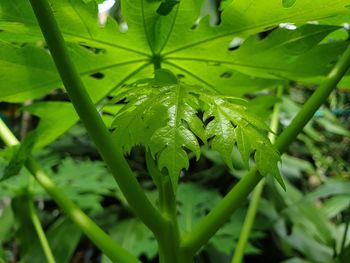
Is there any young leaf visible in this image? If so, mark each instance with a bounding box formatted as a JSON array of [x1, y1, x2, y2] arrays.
[[112, 70, 285, 190], [111, 70, 205, 190], [200, 94, 285, 189], [107, 218, 158, 260]]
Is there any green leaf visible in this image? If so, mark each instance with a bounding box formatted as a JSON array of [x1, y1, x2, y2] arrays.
[[200, 94, 285, 189], [22, 217, 82, 263], [23, 102, 78, 150], [265, 179, 339, 262], [1, 131, 36, 182], [1, 0, 348, 151], [111, 74, 204, 190], [1, 0, 349, 103], [11, 192, 41, 263], [224, 25, 342, 79], [0, 43, 59, 102], [45, 218, 82, 263], [107, 218, 157, 260], [0, 204, 14, 243], [49, 158, 120, 212], [177, 183, 221, 233]]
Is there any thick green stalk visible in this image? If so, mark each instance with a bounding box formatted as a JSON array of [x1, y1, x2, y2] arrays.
[[28, 0, 165, 235], [146, 152, 186, 263], [0, 118, 140, 263], [274, 45, 350, 153], [231, 86, 283, 263], [28, 199, 56, 263], [157, 177, 182, 263], [231, 179, 265, 263], [181, 43, 350, 256]]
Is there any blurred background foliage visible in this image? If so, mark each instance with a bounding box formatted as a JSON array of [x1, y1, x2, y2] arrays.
[[1, 0, 350, 262]]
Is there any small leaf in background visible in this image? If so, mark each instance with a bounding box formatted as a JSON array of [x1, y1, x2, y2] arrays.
[[21, 217, 82, 263], [209, 209, 264, 256], [49, 158, 120, 212], [107, 218, 157, 260], [1, 131, 36, 182], [12, 194, 82, 263], [0, 204, 14, 245], [177, 183, 221, 233]]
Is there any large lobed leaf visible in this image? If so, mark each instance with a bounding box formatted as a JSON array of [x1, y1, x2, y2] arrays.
[[1, 0, 349, 102]]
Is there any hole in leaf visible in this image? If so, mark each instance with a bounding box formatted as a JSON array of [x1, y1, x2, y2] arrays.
[[228, 37, 244, 51], [204, 116, 214, 126], [177, 74, 185, 79], [156, 0, 179, 16], [220, 72, 233, 79], [81, 45, 106, 54], [114, 97, 127, 105], [259, 27, 277, 39], [90, 72, 105, 79]]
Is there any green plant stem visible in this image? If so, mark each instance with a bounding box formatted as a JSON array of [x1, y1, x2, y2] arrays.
[[181, 43, 350, 256], [157, 177, 181, 263], [28, 0, 165, 235], [231, 86, 283, 263], [28, 200, 56, 263], [0, 120, 18, 146], [146, 151, 189, 263], [0, 118, 140, 263], [274, 45, 350, 153], [25, 158, 140, 263], [231, 179, 264, 263]]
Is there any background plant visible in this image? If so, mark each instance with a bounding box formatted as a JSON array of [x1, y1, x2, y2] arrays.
[[0, 0, 350, 262]]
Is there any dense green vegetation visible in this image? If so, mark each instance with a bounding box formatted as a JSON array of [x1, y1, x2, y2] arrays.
[[0, 0, 350, 262]]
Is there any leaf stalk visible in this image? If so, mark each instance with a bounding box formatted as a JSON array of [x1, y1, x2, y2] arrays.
[[0, 118, 140, 263], [28, 197, 56, 263], [28, 0, 166, 236], [181, 43, 350, 255], [231, 85, 283, 263]]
